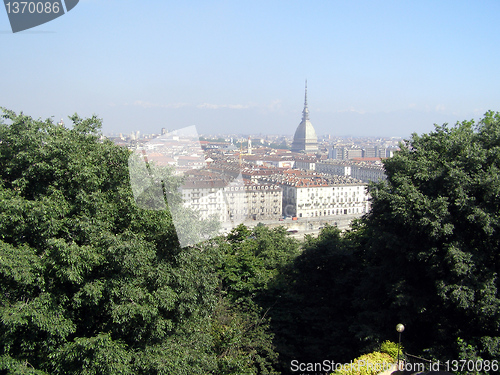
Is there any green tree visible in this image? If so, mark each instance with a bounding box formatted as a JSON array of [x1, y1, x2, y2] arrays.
[[0, 109, 220, 374], [355, 111, 500, 363], [211, 224, 301, 374], [220, 224, 300, 303], [263, 225, 364, 373]]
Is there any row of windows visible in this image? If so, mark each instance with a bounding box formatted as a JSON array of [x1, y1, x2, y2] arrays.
[[224, 185, 279, 191], [297, 197, 365, 203], [296, 204, 364, 210], [186, 192, 280, 198], [297, 207, 363, 217], [229, 208, 281, 215]]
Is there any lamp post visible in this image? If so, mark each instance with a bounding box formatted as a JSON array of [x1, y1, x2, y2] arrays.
[[396, 323, 405, 370]]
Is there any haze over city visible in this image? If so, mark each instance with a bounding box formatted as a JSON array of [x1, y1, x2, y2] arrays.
[[1, 0, 500, 137]]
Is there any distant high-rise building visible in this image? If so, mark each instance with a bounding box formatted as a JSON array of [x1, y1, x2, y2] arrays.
[[363, 147, 377, 158], [161, 127, 166, 135], [330, 147, 363, 160], [291, 81, 318, 153], [328, 146, 339, 159], [345, 148, 362, 159]]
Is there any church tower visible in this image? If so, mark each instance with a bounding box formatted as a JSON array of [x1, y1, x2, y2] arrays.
[[291, 81, 318, 153]]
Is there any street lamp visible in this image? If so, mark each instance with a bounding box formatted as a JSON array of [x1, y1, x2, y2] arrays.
[[396, 323, 405, 370]]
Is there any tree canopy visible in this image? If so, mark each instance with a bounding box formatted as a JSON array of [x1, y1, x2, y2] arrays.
[[353, 111, 500, 362]]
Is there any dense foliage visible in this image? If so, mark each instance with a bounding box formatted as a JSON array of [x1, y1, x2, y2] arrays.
[[357, 111, 500, 362], [0, 109, 221, 374], [260, 225, 363, 372], [213, 224, 300, 374], [331, 351, 393, 375]]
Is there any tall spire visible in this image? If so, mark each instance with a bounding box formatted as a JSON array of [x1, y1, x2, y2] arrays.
[[302, 80, 310, 121], [291, 80, 318, 153]]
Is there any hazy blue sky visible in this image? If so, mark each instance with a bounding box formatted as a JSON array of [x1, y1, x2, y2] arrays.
[[1, 0, 499, 137]]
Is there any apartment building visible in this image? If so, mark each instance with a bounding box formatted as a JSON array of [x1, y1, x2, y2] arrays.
[[261, 170, 369, 218]]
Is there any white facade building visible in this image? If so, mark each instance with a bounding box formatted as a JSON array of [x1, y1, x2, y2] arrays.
[[317, 160, 386, 183], [350, 164, 386, 182], [261, 171, 370, 218], [282, 183, 369, 218], [180, 178, 282, 223], [180, 180, 230, 222], [316, 160, 352, 176]]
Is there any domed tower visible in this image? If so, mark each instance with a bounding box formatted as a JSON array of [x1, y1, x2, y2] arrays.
[[291, 81, 318, 153]]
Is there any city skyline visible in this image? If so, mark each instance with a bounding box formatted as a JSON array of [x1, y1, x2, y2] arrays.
[[2, 1, 500, 137]]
